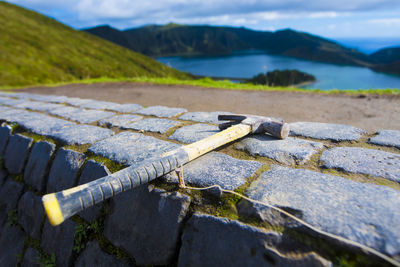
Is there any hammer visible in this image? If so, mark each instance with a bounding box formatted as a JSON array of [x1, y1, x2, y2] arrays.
[[42, 114, 289, 226]]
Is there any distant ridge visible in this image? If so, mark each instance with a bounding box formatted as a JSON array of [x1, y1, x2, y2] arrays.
[[0, 3, 188, 87], [85, 24, 400, 75]]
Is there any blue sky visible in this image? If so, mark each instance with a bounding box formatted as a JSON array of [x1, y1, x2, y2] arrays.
[[6, 0, 400, 39]]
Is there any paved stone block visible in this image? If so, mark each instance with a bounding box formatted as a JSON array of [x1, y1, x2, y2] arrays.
[[25, 94, 68, 103], [164, 152, 261, 190], [98, 114, 143, 128], [28, 103, 66, 112], [169, 123, 219, 143], [79, 100, 121, 110], [24, 141, 56, 192], [289, 122, 365, 141], [0, 124, 11, 156], [14, 100, 47, 110], [104, 185, 191, 265], [48, 106, 115, 123], [75, 241, 129, 267], [107, 103, 142, 113], [0, 169, 6, 188], [0, 96, 27, 107], [21, 247, 40, 267], [41, 219, 76, 267], [136, 105, 187, 118], [321, 147, 400, 182], [0, 108, 29, 122], [4, 134, 33, 174], [61, 97, 92, 106], [179, 111, 232, 124], [0, 178, 24, 228], [236, 135, 324, 165], [89, 132, 180, 166], [49, 124, 114, 145], [17, 191, 44, 239], [123, 118, 182, 133], [369, 130, 400, 149], [78, 160, 111, 222], [0, 225, 26, 267], [242, 165, 400, 256], [178, 213, 331, 267], [47, 148, 86, 193]]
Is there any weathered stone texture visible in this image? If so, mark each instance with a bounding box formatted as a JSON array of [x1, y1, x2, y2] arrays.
[[290, 122, 365, 141], [49, 124, 114, 145], [164, 152, 261, 190], [236, 135, 324, 165], [49, 106, 114, 123], [47, 148, 86, 193], [369, 130, 400, 149], [89, 132, 180, 166], [24, 141, 56, 192], [75, 241, 129, 267], [136, 105, 187, 118], [321, 147, 400, 182], [169, 123, 219, 143], [28, 102, 66, 112], [21, 247, 40, 267], [242, 165, 400, 256], [123, 118, 182, 133], [4, 134, 33, 174], [0, 124, 11, 156], [78, 160, 111, 222], [79, 100, 121, 110], [41, 219, 76, 267], [98, 114, 142, 128], [16, 113, 76, 136], [179, 111, 232, 124], [17, 191, 44, 239], [104, 185, 191, 265], [0, 179, 24, 228], [0, 226, 26, 267], [108, 103, 142, 113], [178, 213, 331, 267]]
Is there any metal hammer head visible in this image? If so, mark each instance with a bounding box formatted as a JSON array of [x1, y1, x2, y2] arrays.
[[218, 114, 290, 139]]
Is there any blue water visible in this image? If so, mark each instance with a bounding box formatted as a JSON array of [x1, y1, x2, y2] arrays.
[[336, 37, 400, 54], [157, 53, 400, 90]]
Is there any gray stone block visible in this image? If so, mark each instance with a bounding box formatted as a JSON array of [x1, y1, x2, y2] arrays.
[[0, 178, 24, 228], [41, 219, 76, 267], [75, 241, 129, 267], [25, 94, 68, 103], [4, 134, 33, 174], [49, 124, 114, 145], [104, 185, 191, 265], [236, 135, 324, 165], [123, 118, 182, 134], [169, 123, 220, 143], [28, 103, 66, 112], [79, 100, 121, 110], [89, 132, 180, 166], [0, 96, 27, 106], [321, 147, 400, 182], [179, 111, 233, 124], [77, 160, 111, 222], [289, 122, 365, 141], [107, 103, 142, 113], [164, 152, 261, 190], [47, 148, 86, 193], [178, 213, 331, 267], [48, 106, 115, 123], [242, 165, 400, 256], [0, 225, 26, 267], [369, 130, 400, 149], [61, 97, 92, 106], [136, 105, 187, 118], [0, 108, 31, 122], [0, 124, 11, 156], [98, 114, 143, 128], [0, 169, 6, 188], [17, 191, 44, 239], [14, 100, 47, 110], [24, 141, 56, 192], [21, 247, 40, 267]]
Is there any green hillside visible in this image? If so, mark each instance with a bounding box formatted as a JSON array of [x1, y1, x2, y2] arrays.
[[0, 2, 189, 87]]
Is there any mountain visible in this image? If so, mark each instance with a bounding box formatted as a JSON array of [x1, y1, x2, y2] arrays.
[[0, 3, 188, 87], [84, 24, 371, 67], [369, 47, 400, 75]]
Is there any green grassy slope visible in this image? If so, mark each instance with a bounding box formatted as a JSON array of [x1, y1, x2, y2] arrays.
[[0, 2, 189, 87]]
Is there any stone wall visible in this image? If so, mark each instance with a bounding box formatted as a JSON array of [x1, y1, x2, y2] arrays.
[[0, 92, 399, 266]]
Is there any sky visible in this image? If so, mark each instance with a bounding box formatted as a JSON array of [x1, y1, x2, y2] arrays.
[[6, 0, 400, 40]]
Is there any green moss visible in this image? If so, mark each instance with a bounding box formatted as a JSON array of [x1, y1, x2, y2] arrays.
[[64, 144, 91, 154], [7, 209, 18, 227], [13, 173, 24, 183], [86, 154, 125, 173], [24, 236, 57, 267], [18, 132, 55, 144]]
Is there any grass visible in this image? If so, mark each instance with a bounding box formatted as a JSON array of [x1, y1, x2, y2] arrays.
[[0, 2, 190, 88], [2, 76, 400, 95]]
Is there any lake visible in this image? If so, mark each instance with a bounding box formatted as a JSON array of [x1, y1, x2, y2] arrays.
[[157, 52, 400, 90]]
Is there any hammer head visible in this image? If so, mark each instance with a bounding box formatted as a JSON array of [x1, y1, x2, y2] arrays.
[[218, 114, 290, 139]]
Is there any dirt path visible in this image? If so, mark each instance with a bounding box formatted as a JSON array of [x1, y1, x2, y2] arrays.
[[16, 82, 400, 132]]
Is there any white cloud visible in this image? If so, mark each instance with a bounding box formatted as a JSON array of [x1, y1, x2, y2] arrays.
[[368, 18, 400, 26]]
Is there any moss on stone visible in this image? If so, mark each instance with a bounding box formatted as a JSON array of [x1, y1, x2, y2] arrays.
[[64, 144, 91, 154], [85, 154, 125, 173]]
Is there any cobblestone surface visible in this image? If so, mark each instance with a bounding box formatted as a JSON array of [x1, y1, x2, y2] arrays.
[[369, 130, 400, 149], [179, 111, 232, 124], [17, 191, 44, 239], [123, 118, 182, 133], [136, 105, 187, 118], [169, 123, 220, 143], [4, 134, 33, 174], [48, 106, 115, 123], [290, 122, 365, 141], [98, 114, 143, 128], [49, 124, 114, 145]]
